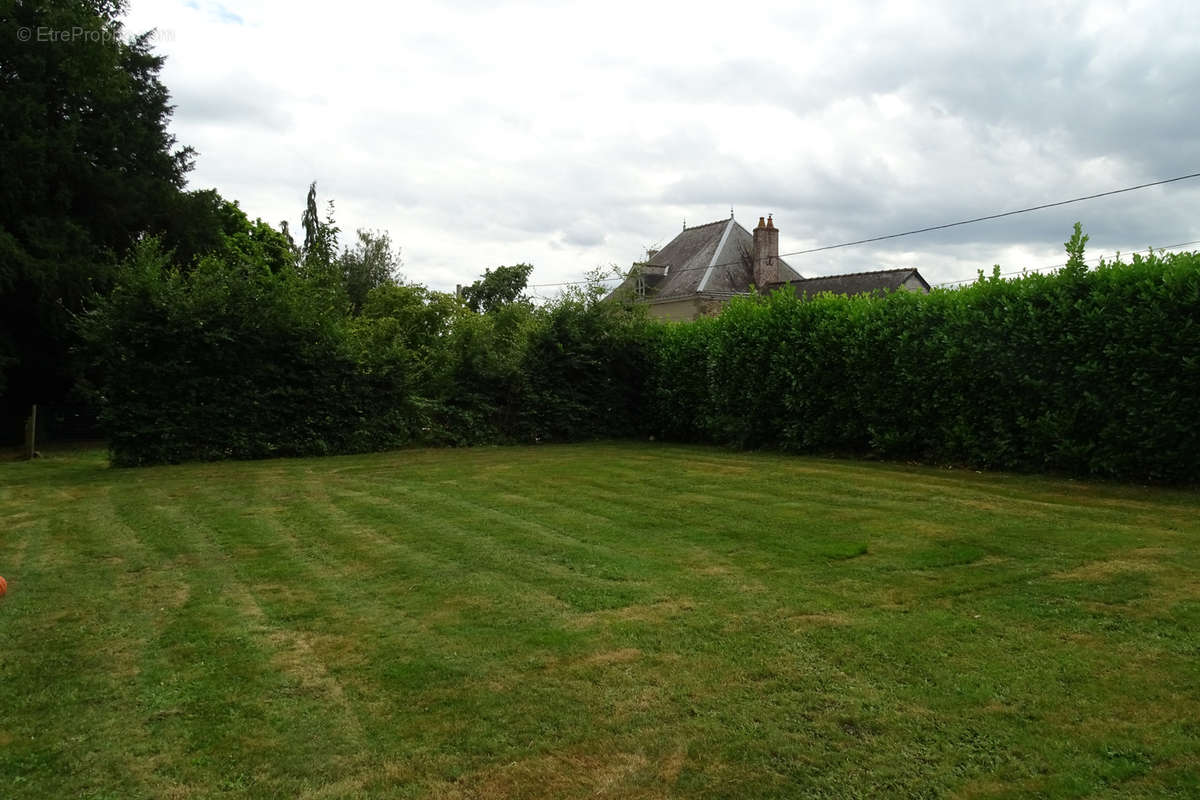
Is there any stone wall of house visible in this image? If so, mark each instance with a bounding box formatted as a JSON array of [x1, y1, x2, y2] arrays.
[[647, 298, 704, 321], [648, 297, 731, 321]]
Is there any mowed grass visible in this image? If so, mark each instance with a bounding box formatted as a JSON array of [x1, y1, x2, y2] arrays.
[[1, 443, 1199, 799]]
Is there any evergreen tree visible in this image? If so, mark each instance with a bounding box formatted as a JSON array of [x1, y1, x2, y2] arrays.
[[0, 0, 193, 428]]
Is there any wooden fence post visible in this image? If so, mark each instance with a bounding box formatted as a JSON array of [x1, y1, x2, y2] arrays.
[[24, 404, 37, 460]]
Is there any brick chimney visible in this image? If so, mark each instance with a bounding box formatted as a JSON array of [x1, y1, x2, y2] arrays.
[[753, 214, 779, 287]]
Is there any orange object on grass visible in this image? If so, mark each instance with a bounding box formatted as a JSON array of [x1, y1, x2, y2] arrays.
[[0, 575, 7, 597]]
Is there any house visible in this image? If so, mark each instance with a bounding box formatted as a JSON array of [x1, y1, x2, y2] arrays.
[[768, 267, 931, 299], [611, 214, 930, 320]]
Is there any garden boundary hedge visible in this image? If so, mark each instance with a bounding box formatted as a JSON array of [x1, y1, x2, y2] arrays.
[[84, 241, 1200, 482]]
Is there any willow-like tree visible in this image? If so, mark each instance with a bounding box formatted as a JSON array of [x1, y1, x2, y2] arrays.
[[299, 181, 340, 281]]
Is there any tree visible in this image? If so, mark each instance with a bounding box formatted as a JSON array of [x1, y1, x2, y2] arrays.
[[338, 229, 402, 315], [293, 184, 404, 316], [157, 189, 295, 273], [1063, 221, 1090, 274], [0, 0, 193, 430], [299, 181, 340, 279], [237, 218, 300, 275], [461, 263, 534, 314]]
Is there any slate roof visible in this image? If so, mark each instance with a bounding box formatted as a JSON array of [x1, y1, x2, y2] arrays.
[[611, 217, 801, 302], [767, 268, 930, 298], [611, 219, 930, 306]]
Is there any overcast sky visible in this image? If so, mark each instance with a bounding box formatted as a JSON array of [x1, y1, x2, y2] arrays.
[[126, 0, 1200, 294]]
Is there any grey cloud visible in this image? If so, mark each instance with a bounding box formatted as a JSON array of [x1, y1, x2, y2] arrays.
[[561, 220, 607, 247], [163, 0, 1200, 292], [633, 59, 826, 110], [171, 72, 294, 130]]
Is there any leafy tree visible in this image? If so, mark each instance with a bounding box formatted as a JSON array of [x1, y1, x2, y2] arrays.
[[293, 184, 406, 316], [358, 283, 460, 350], [279, 219, 300, 259], [0, 0, 192, 428], [564, 264, 627, 306], [158, 188, 295, 273], [156, 188, 247, 269], [461, 263, 534, 313], [1063, 221, 1090, 274], [338, 229, 402, 314], [237, 218, 300, 275]]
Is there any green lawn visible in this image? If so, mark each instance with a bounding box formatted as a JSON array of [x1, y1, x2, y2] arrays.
[[1, 443, 1198, 799]]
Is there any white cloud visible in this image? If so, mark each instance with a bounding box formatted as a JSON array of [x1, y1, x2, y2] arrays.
[[127, 0, 1200, 290]]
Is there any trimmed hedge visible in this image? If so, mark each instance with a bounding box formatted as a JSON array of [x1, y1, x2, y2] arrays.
[[84, 239, 1200, 482], [79, 246, 413, 465], [80, 244, 656, 465], [648, 249, 1200, 482]]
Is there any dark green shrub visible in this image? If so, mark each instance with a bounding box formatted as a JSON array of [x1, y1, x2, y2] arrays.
[[518, 295, 654, 442], [80, 241, 411, 465]]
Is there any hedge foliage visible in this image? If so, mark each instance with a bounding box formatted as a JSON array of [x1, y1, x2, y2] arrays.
[[83, 234, 1200, 482], [648, 244, 1200, 482], [80, 241, 654, 466]]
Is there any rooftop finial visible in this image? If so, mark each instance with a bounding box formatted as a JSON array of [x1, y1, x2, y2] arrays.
[[730, 206, 734, 219], [682, 219, 686, 231], [767, 214, 774, 229]]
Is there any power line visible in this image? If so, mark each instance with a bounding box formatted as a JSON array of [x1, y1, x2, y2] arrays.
[[780, 172, 1200, 259], [526, 170, 1200, 289]]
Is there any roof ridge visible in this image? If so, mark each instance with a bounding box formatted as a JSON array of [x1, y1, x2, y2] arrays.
[[788, 267, 914, 282], [697, 217, 736, 292], [684, 218, 733, 232]]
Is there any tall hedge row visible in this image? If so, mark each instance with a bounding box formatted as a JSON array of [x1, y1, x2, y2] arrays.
[[80, 243, 655, 466], [647, 249, 1200, 482], [84, 240, 1200, 482], [81, 246, 407, 465]]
